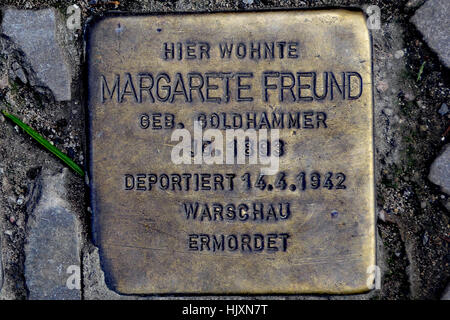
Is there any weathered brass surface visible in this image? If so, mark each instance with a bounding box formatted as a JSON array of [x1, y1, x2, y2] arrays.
[[87, 10, 375, 294]]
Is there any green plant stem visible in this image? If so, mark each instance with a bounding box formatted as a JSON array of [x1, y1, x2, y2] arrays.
[[1, 109, 84, 177]]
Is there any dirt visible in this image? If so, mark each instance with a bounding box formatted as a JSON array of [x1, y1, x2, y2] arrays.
[[0, 0, 448, 300]]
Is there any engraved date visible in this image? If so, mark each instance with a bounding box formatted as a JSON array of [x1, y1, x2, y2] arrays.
[[240, 171, 347, 191]]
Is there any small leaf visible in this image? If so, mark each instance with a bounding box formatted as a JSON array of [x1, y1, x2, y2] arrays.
[[417, 62, 426, 82], [1, 109, 84, 177]]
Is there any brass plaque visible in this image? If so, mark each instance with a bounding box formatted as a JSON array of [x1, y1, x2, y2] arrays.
[[87, 10, 375, 294]]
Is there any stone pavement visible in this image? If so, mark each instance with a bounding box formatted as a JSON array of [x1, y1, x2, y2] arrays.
[[24, 169, 80, 300], [2, 9, 72, 101], [429, 144, 450, 195], [0, 1, 448, 300], [411, 0, 450, 68]]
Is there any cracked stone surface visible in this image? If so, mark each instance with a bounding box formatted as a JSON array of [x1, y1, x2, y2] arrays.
[[411, 0, 450, 68], [0, 0, 448, 300], [428, 144, 450, 195], [24, 169, 80, 300], [2, 8, 72, 101], [83, 246, 124, 300]]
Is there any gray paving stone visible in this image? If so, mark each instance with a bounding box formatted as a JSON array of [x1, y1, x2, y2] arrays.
[[428, 144, 450, 195], [0, 235, 3, 294], [411, 0, 450, 68], [25, 170, 80, 300], [438, 103, 448, 116], [442, 283, 450, 300], [2, 8, 72, 101]]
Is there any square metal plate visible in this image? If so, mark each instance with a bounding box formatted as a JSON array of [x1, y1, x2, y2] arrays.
[[87, 10, 375, 294]]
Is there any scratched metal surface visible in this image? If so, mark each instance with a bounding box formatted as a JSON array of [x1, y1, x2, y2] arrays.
[[87, 10, 375, 294]]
